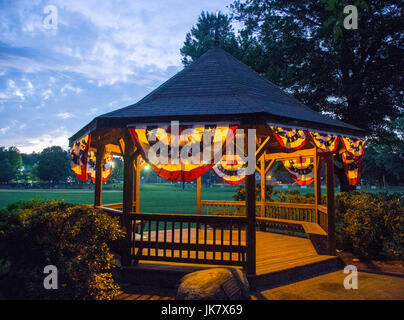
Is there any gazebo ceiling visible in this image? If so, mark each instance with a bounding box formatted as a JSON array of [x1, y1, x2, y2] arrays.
[[70, 47, 365, 144]]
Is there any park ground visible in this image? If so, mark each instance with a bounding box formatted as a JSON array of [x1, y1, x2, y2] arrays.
[[115, 270, 404, 300], [1, 183, 403, 211], [1, 183, 403, 300]]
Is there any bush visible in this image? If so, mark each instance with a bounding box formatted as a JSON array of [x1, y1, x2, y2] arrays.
[[277, 190, 327, 204], [234, 183, 275, 201], [335, 192, 404, 260], [0, 200, 125, 300]]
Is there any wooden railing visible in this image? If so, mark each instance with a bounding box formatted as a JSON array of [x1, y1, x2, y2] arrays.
[[96, 202, 136, 215], [129, 213, 247, 267], [97, 200, 328, 266], [200, 200, 316, 222], [259, 202, 316, 223], [200, 200, 245, 216], [317, 205, 328, 233]]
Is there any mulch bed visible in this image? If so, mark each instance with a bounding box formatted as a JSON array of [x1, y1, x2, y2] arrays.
[[338, 251, 404, 275]]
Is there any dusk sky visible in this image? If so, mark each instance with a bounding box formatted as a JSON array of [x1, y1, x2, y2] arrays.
[[0, 0, 234, 153]]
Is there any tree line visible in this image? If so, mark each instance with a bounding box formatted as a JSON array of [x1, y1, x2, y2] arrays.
[[0, 139, 402, 188]]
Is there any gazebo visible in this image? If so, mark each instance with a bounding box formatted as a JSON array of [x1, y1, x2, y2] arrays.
[[69, 46, 365, 283]]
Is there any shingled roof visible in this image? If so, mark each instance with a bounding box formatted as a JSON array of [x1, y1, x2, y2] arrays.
[[70, 47, 364, 142]]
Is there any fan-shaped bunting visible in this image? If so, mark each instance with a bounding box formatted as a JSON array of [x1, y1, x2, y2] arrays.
[[310, 132, 339, 152], [212, 154, 246, 185], [271, 126, 307, 151], [70, 134, 90, 182], [129, 124, 237, 182], [283, 157, 315, 185]]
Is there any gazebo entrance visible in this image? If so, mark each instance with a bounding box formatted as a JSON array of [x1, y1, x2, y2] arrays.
[[69, 47, 365, 283], [93, 135, 336, 281]]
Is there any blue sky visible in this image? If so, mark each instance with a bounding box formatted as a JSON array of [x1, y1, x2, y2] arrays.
[[0, 0, 233, 153]]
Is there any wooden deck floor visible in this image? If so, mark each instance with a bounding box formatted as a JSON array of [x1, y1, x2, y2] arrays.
[[133, 229, 335, 277]]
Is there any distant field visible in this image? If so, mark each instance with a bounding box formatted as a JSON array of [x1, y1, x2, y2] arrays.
[[0, 184, 402, 212], [0, 184, 237, 213]]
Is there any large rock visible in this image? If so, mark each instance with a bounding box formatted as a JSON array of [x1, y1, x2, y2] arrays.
[[175, 268, 250, 300]]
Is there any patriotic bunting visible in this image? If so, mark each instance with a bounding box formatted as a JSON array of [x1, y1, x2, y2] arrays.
[[69, 123, 365, 187], [283, 157, 315, 185], [70, 134, 90, 182], [70, 134, 114, 183], [128, 124, 237, 182], [342, 152, 363, 186], [87, 151, 114, 183], [271, 126, 307, 151], [341, 137, 365, 158], [212, 154, 246, 185], [310, 132, 339, 152]]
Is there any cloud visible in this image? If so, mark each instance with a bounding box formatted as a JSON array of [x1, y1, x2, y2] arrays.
[[0, 0, 233, 153], [56, 112, 73, 119]]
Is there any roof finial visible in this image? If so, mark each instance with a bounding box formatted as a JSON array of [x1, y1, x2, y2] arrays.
[[214, 10, 219, 47]]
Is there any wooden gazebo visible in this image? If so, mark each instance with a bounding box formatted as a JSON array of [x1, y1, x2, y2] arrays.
[[69, 47, 365, 282]]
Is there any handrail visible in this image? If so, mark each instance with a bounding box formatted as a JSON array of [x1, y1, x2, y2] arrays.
[[200, 200, 316, 209], [129, 212, 247, 224]]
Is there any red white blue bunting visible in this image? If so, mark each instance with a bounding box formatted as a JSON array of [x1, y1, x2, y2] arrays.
[[70, 134, 90, 182], [212, 154, 246, 185], [270, 126, 307, 151], [282, 157, 315, 185], [310, 132, 339, 153], [128, 124, 237, 182]]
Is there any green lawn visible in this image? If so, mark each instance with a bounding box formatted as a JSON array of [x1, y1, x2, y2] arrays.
[[0, 184, 238, 213], [0, 184, 402, 212]]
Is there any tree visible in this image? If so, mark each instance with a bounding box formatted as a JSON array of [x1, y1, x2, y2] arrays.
[[109, 157, 124, 182], [0, 147, 22, 183], [21, 152, 40, 182], [231, 0, 403, 135], [362, 116, 404, 186], [181, 2, 403, 190], [180, 11, 241, 65], [37, 146, 70, 184]]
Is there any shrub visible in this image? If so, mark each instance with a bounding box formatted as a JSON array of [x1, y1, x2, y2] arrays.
[[335, 192, 404, 260], [234, 183, 275, 201], [0, 200, 125, 300], [277, 190, 327, 204]]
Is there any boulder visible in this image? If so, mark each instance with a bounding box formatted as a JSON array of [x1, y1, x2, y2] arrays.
[[175, 268, 250, 300]]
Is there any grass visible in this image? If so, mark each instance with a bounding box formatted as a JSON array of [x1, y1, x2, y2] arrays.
[[0, 183, 402, 212], [0, 184, 238, 213]]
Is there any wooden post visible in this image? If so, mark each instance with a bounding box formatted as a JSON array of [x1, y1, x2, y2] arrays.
[[246, 172, 256, 282], [135, 155, 141, 213], [196, 177, 201, 215], [326, 154, 336, 255], [260, 156, 265, 217], [313, 149, 319, 223], [122, 134, 135, 266], [94, 143, 105, 208]]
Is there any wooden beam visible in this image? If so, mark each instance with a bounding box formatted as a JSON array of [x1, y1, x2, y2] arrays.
[[196, 177, 201, 215], [264, 148, 316, 161], [94, 143, 105, 207], [313, 149, 319, 223], [255, 136, 270, 156], [122, 133, 135, 266], [264, 159, 275, 175], [326, 154, 336, 256], [135, 154, 141, 213], [260, 156, 265, 217], [246, 172, 256, 282]]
